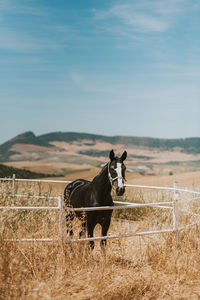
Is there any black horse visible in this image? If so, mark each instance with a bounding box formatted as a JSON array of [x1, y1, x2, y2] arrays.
[[64, 150, 127, 249]]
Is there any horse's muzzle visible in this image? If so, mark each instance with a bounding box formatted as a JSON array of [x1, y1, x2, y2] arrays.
[[116, 187, 125, 196]]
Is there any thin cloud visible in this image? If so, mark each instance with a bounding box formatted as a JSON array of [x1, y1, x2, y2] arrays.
[[93, 0, 186, 34]]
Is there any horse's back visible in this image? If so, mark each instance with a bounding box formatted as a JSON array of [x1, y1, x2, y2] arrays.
[[64, 179, 90, 206]]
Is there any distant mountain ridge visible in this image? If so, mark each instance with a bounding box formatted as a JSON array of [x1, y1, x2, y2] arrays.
[[0, 131, 200, 162]]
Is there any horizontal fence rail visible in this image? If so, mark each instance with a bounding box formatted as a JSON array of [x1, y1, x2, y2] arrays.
[[65, 201, 173, 212], [0, 178, 72, 184], [66, 229, 175, 243], [1, 176, 200, 195], [5, 229, 175, 243], [1, 176, 200, 243], [0, 206, 60, 210]]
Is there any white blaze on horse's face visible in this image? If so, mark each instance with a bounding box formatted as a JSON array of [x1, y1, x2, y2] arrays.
[[115, 163, 124, 189]]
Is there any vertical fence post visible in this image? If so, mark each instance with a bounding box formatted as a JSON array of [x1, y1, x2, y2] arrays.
[[58, 196, 63, 241], [12, 174, 16, 197], [173, 182, 179, 240]]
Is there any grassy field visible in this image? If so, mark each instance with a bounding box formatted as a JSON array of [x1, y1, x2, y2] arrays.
[[1, 172, 200, 299]]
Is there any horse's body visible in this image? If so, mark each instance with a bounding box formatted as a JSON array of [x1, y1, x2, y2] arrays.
[[64, 150, 127, 249]]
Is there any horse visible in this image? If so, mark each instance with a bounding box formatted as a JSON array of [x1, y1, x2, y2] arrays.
[[64, 149, 127, 249]]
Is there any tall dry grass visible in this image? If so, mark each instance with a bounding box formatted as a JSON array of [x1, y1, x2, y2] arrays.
[[1, 180, 200, 299]]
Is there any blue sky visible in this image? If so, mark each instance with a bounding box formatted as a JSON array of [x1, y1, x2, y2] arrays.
[[0, 0, 200, 144]]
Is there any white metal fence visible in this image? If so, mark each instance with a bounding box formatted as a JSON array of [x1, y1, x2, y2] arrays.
[[1, 175, 200, 243]]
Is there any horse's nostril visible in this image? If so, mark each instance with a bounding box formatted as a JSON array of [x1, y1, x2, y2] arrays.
[[116, 187, 125, 196]]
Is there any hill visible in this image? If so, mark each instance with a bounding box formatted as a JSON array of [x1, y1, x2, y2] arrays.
[[0, 131, 200, 163]]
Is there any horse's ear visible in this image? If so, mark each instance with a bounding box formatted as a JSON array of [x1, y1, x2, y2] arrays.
[[121, 151, 127, 162], [109, 149, 115, 161]]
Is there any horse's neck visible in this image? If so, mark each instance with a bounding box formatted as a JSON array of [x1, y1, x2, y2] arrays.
[[92, 163, 111, 198]]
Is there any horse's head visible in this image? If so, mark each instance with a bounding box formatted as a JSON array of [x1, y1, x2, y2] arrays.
[[108, 149, 127, 196]]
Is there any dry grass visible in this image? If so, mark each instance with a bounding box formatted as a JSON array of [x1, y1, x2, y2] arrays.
[[1, 179, 200, 299]]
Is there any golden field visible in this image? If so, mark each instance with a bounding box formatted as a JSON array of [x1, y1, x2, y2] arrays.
[[1, 167, 200, 299]]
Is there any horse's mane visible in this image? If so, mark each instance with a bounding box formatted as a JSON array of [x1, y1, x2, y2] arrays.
[[92, 163, 108, 184]]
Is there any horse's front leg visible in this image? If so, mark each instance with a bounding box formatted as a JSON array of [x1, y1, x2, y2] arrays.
[[87, 221, 95, 250], [100, 212, 112, 247]]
